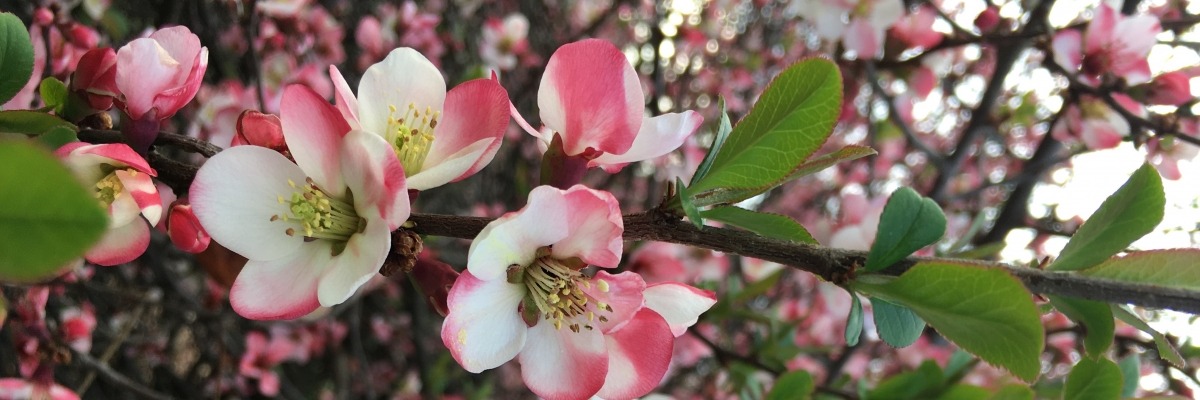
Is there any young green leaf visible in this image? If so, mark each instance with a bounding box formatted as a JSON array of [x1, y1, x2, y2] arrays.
[[1078, 250, 1200, 291], [766, 370, 813, 400], [676, 177, 703, 228], [872, 297, 926, 348], [1111, 305, 1184, 367], [867, 361, 943, 400], [845, 291, 864, 346], [689, 58, 842, 200], [39, 77, 68, 114], [0, 12, 34, 105], [690, 96, 732, 186], [36, 125, 78, 149], [988, 384, 1034, 400], [1047, 295, 1114, 358], [701, 206, 816, 244], [865, 187, 946, 272], [1049, 163, 1164, 271], [854, 262, 1044, 382], [0, 141, 107, 282], [1064, 357, 1121, 400], [0, 110, 77, 135], [1118, 353, 1140, 399], [690, 145, 876, 208], [933, 385, 989, 400]]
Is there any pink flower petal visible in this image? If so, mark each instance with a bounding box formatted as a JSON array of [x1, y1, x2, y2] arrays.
[[315, 219, 391, 306], [580, 271, 646, 334], [114, 169, 162, 226], [412, 78, 510, 190], [467, 186, 571, 281], [149, 26, 202, 78], [115, 39, 183, 120], [590, 111, 703, 173], [230, 241, 336, 320], [596, 309, 674, 400], [538, 39, 643, 156], [643, 282, 717, 337], [1085, 5, 1117, 54], [357, 48, 447, 136], [550, 186, 623, 267], [59, 143, 156, 178], [190, 146, 307, 261], [340, 130, 410, 229], [518, 320, 608, 400], [1052, 30, 1083, 72], [843, 18, 883, 59], [407, 138, 492, 191], [281, 84, 351, 194], [329, 65, 360, 128], [85, 218, 150, 266], [441, 271, 528, 372]]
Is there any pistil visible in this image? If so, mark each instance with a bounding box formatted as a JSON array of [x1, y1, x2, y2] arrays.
[[519, 248, 612, 332], [386, 103, 440, 174], [272, 178, 364, 242]]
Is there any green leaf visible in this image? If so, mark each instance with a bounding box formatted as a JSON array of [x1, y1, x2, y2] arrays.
[[1078, 249, 1200, 291], [38, 77, 68, 114], [1047, 295, 1114, 357], [0, 110, 77, 135], [781, 145, 876, 182], [1111, 305, 1184, 367], [0, 140, 107, 282], [845, 291, 864, 346], [943, 350, 975, 381], [690, 145, 876, 208], [36, 125, 78, 149], [988, 384, 1034, 400], [733, 269, 783, 305], [867, 361, 943, 400], [1118, 353, 1140, 398], [1049, 164, 1164, 271], [766, 370, 813, 400], [854, 262, 1044, 382], [1064, 357, 1122, 400], [691, 96, 732, 186], [872, 297, 926, 348], [934, 385, 990, 400], [677, 177, 703, 228], [701, 206, 816, 243], [0, 12, 34, 105], [689, 58, 841, 202], [865, 187, 946, 272]]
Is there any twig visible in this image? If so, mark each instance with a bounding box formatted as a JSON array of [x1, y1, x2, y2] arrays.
[[70, 346, 176, 400], [77, 304, 146, 395], [864, 62, 947, 169], [78, 129, 222, 158]]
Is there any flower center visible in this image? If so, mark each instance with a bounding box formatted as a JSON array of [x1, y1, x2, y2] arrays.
[[271, 177, 365, 242], [94, 171, 127, 206], [510, 248, 612, 333], [386, 103, 439, 175]]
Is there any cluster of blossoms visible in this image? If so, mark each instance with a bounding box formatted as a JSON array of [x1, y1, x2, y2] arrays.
[[184, 38, 715, 398]]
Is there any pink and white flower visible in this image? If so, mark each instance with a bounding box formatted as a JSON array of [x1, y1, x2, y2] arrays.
[[114, 26, 209, 152], [57, 143, 162, 266], [890, 5, 943, 50], [798, 0, 904, 59], [330, 48, 510, 191], [1052, 94, 1143, 150], [238, 330, 297, 396], [440, 185, 716, 400], [1051, 4, 1161, 85], [0, 378, 79, 400], [191, 84, 411, 320], [480, 14, 531, 71], [115, 26, 208, 121], [513, 39, 703, 174]]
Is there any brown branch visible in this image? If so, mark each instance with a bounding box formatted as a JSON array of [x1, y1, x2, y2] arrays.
[[70, 346, 176, 400], [405, 211, 1200, 314], [78, 129, 222, 158]]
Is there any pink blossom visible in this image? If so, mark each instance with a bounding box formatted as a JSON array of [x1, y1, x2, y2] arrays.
[[480, 14, 531, 71], [1144, 71, 1193, 106], [188, 82, 256, 148], [890, 5, 943, 50], [232, 110, 288, 154], [238, 331, 296, 396], [1147, 136, 1199, 180], [56, 143, 162, 266], [330, 48, 510, 191], [354, 2, 443, 71], [60, 304, 96, 352], [441, 185, 716, 400], [115, 26, 209, 121], [166, 200, 210, 253], [1052, 94, 1143, 150], [975, 6, 1000, 32], [800, 0, 904, 59], [513, 39, 703, 173], [70, 48, 118, 111], [0, 379, 79, 400], [1051, 4, 1161, 85], [191, 84, 411, 320]]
